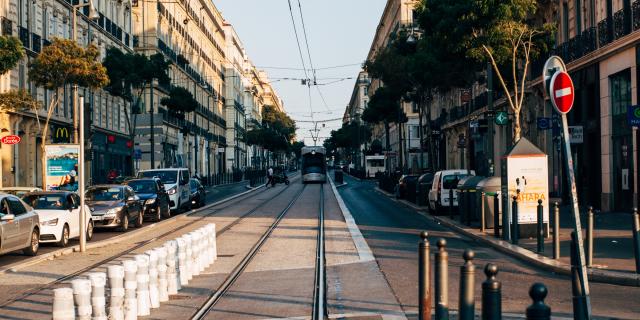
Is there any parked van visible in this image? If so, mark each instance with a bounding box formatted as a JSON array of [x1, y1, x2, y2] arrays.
[[428, 169, 475, 213], [137, 168, 191, 212]]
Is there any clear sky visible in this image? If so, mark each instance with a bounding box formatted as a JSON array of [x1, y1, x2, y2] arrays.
[[214, 0, 387, 146]]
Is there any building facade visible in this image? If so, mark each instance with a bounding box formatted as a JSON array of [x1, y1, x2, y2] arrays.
[[223, 23, 247, 170]]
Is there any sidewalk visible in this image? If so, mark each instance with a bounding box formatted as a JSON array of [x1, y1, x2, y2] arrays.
[[373, 186, 640, 287]]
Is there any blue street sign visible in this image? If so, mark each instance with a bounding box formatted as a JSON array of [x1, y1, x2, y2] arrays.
[[537, 117, 551, 130], [628, 105, 640, 127]]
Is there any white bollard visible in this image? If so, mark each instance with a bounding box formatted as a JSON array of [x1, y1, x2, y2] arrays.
[[145, 250, 160, 309], [184, 234, 194, 280], [122, 259, 138, 320], [135, 254, 151, 316], [164, 241, 180, 294], [52, 287, 75, 320], [190, 232, 202, 276], [210, 224, 218, 262], [177, 237, 189, 285], [196, 230, 207, 270], [107, 265, 125, 320], [88, 272, 107, 320], [155, 247, 169, 302], [71, 278, 92, 320]]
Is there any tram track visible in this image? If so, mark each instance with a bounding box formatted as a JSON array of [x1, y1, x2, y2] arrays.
[[0, 176, 296, 309], [191, 183, 328, 320]]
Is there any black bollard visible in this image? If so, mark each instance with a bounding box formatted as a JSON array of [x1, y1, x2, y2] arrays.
[[553, 202, 560, 260], [481, 263, 501, 320], [586, 207, 594, 267], [418, 231, 431, 320], [494, 193, 500, 238], [537, 199, 544, 253], [526, 283, 551, 320], [511, 196, 519, 245], [459, 250, 475, 320], [449, 188, 454, 219], [570, 231, 587, 319], [503, 194, 510, 241], [435, 239, 449, 320], [481, 192, 486, 232], [460, 190, 466, 224], [633, 208, 640, 274]]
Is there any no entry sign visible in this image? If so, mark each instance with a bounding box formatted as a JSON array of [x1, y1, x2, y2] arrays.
[[550, 71, 575, 114]]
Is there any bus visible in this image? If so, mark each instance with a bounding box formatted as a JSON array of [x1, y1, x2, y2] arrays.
[[365, 155, 386, 178], [301, 146, 327, 183]]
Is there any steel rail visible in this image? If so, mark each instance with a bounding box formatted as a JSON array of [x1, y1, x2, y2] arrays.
[[312, 185, 326, 320]]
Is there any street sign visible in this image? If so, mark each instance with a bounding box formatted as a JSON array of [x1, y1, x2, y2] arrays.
[[542, 56, 567, 97], [537, 117, 551, 130], [495, 111, 508, 125], [628, 105, 640, 127], [550, 71, 575, 114], [1, 135, 21, 145], [569, 126, 583, 143]]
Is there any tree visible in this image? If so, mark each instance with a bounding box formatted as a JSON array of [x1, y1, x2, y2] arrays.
[[290, 141, 305, 159], [418, 0, 553, 143], [362, 86, 404, 169], [0, 36, 24, 75], [246, 105, 297, 161], [28, 37, 109, 184], [0, 90, 41, 112], [160, 86, 197, 119]]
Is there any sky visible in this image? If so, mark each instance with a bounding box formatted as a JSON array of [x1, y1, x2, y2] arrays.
[[214, 0, 387, 146]]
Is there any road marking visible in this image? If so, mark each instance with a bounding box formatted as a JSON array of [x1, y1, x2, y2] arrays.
[[328, 177, 374, 262], [555, 87, 571, 98]]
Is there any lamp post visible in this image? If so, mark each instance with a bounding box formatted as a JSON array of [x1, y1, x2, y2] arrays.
[[72, 1, 99, 253]]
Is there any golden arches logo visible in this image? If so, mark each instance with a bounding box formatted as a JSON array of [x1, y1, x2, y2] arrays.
[[55, 127, 69, 139]]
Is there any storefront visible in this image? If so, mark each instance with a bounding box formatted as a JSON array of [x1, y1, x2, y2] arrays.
[[91, 131, 133, 184]]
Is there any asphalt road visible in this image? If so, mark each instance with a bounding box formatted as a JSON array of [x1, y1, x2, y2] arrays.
[[0, 181, 254, 269], [337, 174, 640, 319]]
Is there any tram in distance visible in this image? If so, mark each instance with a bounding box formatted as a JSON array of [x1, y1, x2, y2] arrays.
[[301, 146, 327, 183]]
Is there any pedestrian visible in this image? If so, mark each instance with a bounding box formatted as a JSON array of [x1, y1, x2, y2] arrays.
[[266, 167, 274, 188]]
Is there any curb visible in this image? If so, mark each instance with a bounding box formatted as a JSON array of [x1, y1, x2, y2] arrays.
[[0, 184, 265, 275], [373, 187, 640, 287]]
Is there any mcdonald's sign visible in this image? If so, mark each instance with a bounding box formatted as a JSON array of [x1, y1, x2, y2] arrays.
[[53, 126, 70, 143]]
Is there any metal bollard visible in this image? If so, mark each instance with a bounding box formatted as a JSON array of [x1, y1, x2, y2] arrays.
[[493, 193, 500, 238], [481, 192, 486, 232], [503, 194, 510, 241], [586, 206, 594, 267], [107, 265, 125, 320], [553, 202, 560, 260], [71, 278, 92, 320], [435, 239, 449, 320], [481, 263, 501, 320], [537, 199, 544, 253], [449, 188, 454, 219], [52, 288, 75, 320], [146, 250, 160, 309], [526, 283, 551, 320], [633, 208, 640, 274], [155, 247, 169, 302], [511, 196, 519, 245], [122, 259, 138, 320], [459, 190, 466, 224], [458, 249, 475, 320], [88, 272, 107, 320], [570, 232, 587, 319], [135, 254, 151, 316], [418, 231, 431, 320]]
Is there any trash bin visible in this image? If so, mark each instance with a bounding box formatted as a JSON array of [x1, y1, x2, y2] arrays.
[[334, 169, 344, 184], [477, 177, 501, 229], [457, 176, 486, 225]]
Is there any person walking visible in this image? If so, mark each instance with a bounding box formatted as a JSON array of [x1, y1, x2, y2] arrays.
[[266, 167, 274, 188]]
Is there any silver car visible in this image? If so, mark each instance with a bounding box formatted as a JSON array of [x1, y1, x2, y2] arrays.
[[0, 194, 40, 256]]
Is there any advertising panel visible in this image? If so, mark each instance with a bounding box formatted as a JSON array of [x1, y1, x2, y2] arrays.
[[506, 155, 549, 224], [45, 144, 80, 191]]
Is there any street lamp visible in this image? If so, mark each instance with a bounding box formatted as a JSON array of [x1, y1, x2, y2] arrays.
[[72, 0, 99, 253]]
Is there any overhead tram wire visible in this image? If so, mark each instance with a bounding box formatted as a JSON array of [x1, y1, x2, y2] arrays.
[[287, 0, 314, 122], [296, 0, 317, 84]]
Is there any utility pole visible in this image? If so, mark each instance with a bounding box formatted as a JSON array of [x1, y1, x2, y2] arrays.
[[487, 62, 495, 176], [150, 83, 155, 169]]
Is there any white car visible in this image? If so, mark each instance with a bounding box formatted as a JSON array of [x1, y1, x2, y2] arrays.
[[137, 168, 191, 212], [428, 169, 475, 213], [22, 191, 94, 247], [0, 187, 43, 198]]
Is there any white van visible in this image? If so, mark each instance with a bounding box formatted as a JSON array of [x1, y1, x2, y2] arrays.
[[138, 168, 191, 212], [428, 169, 475, 213]]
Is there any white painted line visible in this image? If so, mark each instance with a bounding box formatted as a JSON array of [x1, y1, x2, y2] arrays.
[[555, 87, 571, 98], [328, 177, 374, 262]]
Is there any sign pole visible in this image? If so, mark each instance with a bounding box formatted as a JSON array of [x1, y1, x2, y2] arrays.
[[634, 126, 638, 209], [79, 96, 86, 253], [560, 108, 592, 319]]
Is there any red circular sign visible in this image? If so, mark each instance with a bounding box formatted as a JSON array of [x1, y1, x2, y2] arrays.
[[550, 71, 575, 114], [1, 135, 21, 145]]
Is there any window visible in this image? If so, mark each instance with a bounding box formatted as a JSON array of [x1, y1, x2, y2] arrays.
[[610, 70, 631, 116], [7, 197, 27, 215], [562, 2, 569, 41], [575, 0, 581, 33]]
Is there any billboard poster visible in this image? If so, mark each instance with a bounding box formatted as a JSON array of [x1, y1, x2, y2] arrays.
[[45, 144, 80, 191], [506, 155, 549, 224]]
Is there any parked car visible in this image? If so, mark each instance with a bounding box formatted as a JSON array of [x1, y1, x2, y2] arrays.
[[417, 173, 435, 206], [0, 194, 40, 256], [189, 179, 206, 208], [138, 168, 191, 212], [22, 191, 93, 247], [396, 175, 419, 200], [0, 187, 43, 198], [125, 178, 171, 221], [428, 169, 476, 213], [86, 185, 143, 231]]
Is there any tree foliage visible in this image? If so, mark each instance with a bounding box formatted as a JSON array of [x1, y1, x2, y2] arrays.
[[103, 48, 170, 104], [160, 86, 197, 116], [246, 105, 297, 152], [0, 89, 41, 112], [0, 35, 25, 75]]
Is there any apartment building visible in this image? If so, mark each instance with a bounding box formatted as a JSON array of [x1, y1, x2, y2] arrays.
[[223, 22, 247, 170]]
